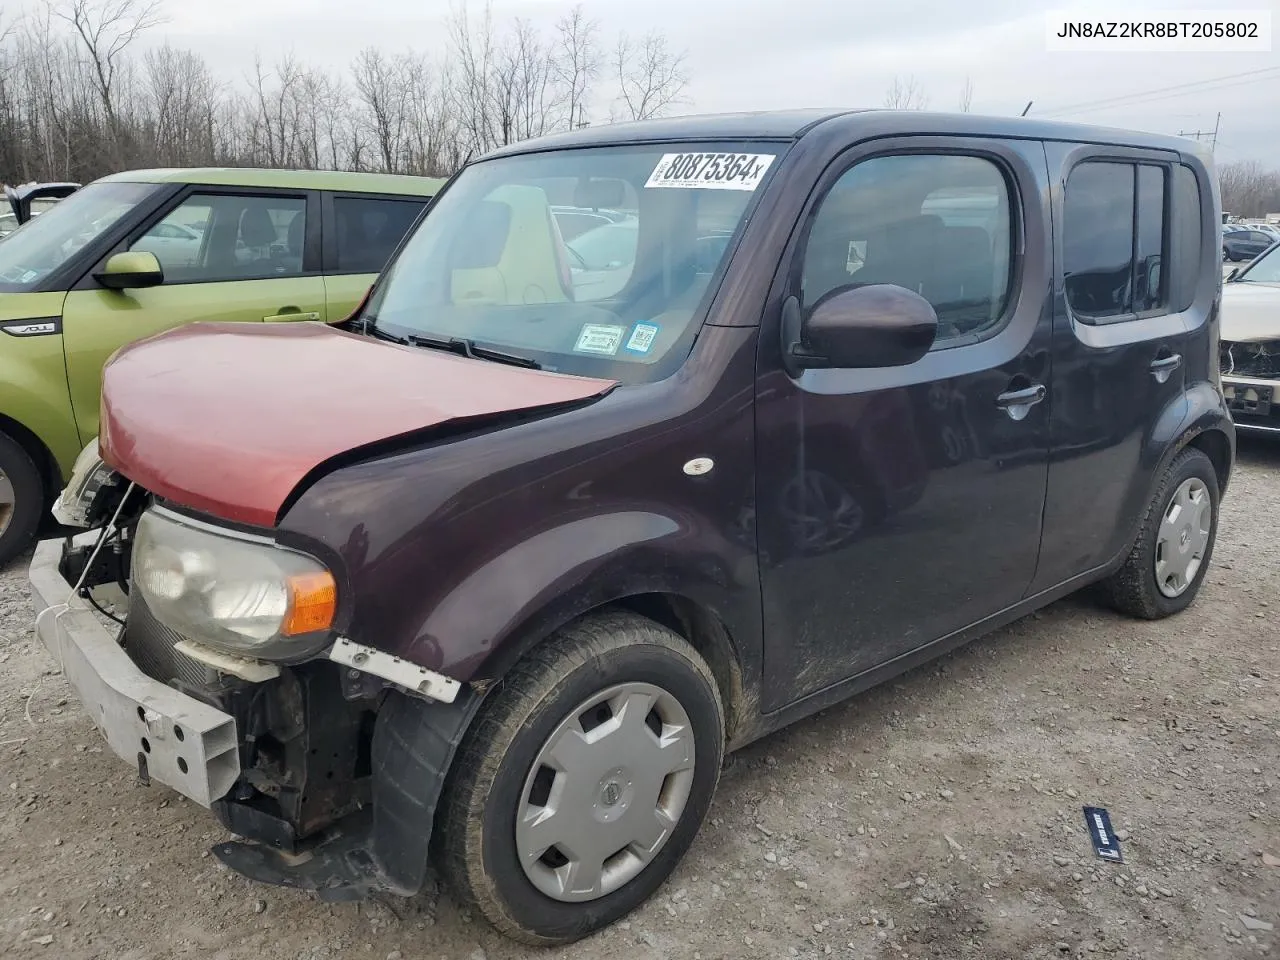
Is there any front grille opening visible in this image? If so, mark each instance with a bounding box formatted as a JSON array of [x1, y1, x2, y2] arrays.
[[1221, 340, 1280, 380]]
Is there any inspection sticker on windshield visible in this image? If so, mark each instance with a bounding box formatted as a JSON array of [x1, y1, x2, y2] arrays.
[[625, 322, 660, 354], [574, 323, 626, 355], [645, 152, 774, 191]]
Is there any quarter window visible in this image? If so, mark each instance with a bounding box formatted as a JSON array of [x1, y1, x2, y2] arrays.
[[333, 196, 427, 274], [800, 153, 1015, 345], [130, 193, 307, 283], [1064, 160, 1169, 321]]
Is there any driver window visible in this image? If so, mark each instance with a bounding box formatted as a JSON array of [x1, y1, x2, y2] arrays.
[[130, 193, 307, 283], [800, 153, 1015, 345]]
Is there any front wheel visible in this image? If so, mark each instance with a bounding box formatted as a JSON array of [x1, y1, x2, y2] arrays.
[[0, 432, 44, 569], [434, 611, 725, 945], [1097, 447, 1219, 619]]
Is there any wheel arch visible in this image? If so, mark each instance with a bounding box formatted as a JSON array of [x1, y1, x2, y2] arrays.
[[479, 590, 759, 749]]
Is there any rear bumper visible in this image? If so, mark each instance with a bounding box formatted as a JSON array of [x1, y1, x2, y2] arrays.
[[28, 537, 240, 807]]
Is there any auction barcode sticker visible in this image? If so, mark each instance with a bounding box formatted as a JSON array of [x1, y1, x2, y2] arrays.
[[1046, 9, 1271, 51], [645, 153, 775, 191]]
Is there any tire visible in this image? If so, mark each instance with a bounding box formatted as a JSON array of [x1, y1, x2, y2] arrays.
[[1096, 447, 1219, 620], [0, 432, 44, 569], [434, 610, 725, 945]]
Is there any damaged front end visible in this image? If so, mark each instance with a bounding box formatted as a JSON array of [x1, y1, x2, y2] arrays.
[[1220, 338, 1280, 434], [34, 450, 476, 902]]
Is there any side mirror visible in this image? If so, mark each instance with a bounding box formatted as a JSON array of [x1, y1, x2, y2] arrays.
[[782, 284, 938, 373], [94, 251, 164, 290]]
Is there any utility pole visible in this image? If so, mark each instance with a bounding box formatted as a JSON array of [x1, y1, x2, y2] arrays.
[[1178, 113, 1221, 152]]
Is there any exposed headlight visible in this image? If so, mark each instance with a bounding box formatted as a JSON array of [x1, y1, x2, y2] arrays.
[[133, 507, 336, 660], [52, 439, 118, 528]]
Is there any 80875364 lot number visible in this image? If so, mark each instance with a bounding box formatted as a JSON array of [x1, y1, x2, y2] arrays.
[[645, 152, 775, 191]]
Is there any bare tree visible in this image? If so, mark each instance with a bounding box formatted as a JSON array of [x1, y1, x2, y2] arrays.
[[53, 0, 163, 134], [958, 76, 974, 113], [352, 47, 409, 171], [613, 31, 688, 121], [884, 74, 928, 110], [553, 4, 600, 129]]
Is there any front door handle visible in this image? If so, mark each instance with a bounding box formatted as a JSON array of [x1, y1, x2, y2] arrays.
[[1149, 353, 1182, 383], [995, 383, 1046, 421], [263, 311, 321, 323]]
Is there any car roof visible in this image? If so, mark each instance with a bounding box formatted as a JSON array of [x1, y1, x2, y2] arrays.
[[482, 108, 1208, 161], [93, 167, 445, 197]]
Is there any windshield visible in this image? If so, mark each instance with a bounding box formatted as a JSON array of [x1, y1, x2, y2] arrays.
[[1234, 241, 1280, 283], [0, 181, 157, 291], [365, 142, 780, 382]]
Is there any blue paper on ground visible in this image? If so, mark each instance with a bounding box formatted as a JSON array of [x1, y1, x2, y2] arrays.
[[1083, 806, 1124, 863]]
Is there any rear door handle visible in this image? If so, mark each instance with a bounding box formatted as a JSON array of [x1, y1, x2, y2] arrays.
[[263, 311, 321, 322], [995, 383, 1046, 421], [1149, 353, 1182, 383]]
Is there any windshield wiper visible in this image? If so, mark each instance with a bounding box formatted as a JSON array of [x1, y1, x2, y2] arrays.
[[406, 334, 541, 369], [361, 317, 410, 344]]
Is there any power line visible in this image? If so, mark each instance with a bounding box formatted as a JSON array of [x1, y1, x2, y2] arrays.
[[1037, 67, 1280, 118]]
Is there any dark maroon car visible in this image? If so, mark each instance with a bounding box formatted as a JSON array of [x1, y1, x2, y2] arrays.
[[32, 109, 1234, 944]]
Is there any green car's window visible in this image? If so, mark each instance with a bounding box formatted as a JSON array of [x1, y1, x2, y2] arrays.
[[0, 180, 158, 291], [131, 193, 307, 283], [334, 196, 427, 274], [366, 142, 781, 384]]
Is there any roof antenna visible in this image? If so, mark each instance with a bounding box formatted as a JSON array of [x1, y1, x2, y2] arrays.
[[1021, 101, 1033, 117]]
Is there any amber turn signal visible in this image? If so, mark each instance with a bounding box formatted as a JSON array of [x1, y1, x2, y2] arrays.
[[282, 570, 337, 636]]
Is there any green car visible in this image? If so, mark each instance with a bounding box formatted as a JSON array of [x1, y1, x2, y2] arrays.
[[0, 167, 443, 565]]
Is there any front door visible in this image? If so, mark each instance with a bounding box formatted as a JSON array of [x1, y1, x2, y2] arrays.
[[61, 188, 325, 442], [756, 139, 1054, 710]]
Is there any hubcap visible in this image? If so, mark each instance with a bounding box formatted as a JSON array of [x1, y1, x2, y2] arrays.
[[1155, 477, 1211, 598], [0, 467, 13, 538], [515, 682, 696, 903]]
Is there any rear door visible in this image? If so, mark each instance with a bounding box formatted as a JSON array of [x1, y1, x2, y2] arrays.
[[1031, 146, 1197, 591], [322, 192, 429, 321], [61, 186, 324, 442]]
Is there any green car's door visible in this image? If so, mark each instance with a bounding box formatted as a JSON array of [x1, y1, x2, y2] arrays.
[[322, 192, 430, 320], [61, 188, 326, 443]]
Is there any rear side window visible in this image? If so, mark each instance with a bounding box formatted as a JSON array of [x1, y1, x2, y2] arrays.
[[1169, 165, 1202, 313], [1064, 160, 1172, 322], [334, 196, 428, 274]]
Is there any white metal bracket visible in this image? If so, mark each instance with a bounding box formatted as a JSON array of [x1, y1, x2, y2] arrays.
[[328, 637, 461, 703]]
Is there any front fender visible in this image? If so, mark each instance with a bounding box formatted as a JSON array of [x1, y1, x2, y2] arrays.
[[411, 509, 758, 683]]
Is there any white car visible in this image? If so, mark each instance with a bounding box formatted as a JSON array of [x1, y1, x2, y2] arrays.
[[1220, 241, 1280, 435], [131, 220, 204, 267]]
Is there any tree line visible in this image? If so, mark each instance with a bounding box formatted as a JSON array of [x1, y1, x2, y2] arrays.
[[1219, 161, 1280, 219], [0, 0, 690, 185]]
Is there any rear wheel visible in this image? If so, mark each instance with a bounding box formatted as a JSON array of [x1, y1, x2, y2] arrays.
[[0, 432, 44, 568], [1097, 447, 1218, 619], [434, 610, 724, 945]]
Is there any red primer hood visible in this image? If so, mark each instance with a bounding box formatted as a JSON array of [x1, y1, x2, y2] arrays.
[[99, 322, 615, 527]]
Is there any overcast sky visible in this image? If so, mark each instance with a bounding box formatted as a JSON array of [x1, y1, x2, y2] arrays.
[[81, 0, 1280, 166]]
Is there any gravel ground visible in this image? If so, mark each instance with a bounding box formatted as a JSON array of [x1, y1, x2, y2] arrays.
[[2, 438, 1278, 960]]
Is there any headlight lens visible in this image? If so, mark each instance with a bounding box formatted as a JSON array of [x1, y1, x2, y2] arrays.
[[52, 439, 118, 528], [133, 507, 336, 659]]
